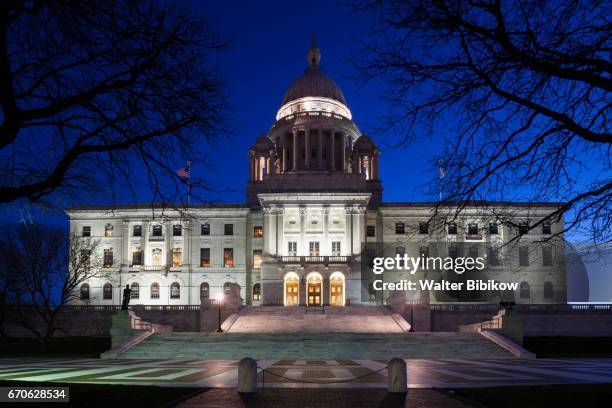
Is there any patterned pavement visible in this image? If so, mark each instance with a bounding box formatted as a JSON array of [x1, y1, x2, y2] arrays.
[[0, 358, 611, 389]]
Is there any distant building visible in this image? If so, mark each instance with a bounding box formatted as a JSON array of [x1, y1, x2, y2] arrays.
[[67, 40, 566, 306]]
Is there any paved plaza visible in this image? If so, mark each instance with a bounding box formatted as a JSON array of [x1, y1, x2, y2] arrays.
[[0, 358, 611, 389]]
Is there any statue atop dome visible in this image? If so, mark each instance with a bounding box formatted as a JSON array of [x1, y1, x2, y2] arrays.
[[307, 34, 321, 67]]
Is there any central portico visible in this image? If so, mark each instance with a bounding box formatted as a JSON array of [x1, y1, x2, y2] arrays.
[[259, 192, 369, 306]]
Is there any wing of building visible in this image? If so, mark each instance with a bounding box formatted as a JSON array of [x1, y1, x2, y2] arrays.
[[66, 40, 567, 307]]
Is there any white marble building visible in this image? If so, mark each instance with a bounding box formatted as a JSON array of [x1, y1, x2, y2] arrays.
[[67, 40, 566, 306]]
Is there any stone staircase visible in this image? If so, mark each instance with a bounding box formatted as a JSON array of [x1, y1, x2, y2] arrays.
[[120, 332, 515, 360], [225, 306, 403, 333]]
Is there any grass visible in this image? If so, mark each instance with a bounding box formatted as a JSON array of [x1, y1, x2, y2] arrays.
[[0, 380, 203, 408], [524, 336, 612, 358], [0, 337, 111, 358], [452, 383, 612, 408]]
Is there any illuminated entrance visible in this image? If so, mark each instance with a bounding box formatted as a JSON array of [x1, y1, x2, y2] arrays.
[[330, 271, 345, 306], [284, 272, 299, 306], [306, 272, 322, 306]]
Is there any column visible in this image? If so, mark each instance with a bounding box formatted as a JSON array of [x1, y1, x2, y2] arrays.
[[323, 206, 329, 257], [317, 129, 323, 169], [184, 220, 192, 304], [141, 221, 149, 265], [344, 208, 352, 256], [292, 131, 298, 171], [341, 133, 346, 172], [330, 131, 336, 171], [277, 207, 285, 255], [263, 207, 273, 255], [165, 220, 172, 268], [352, 206, 366, 256], [299, 207, 306, 256], [282, 134, 288, 173], [121, 220, 129, 268], [305, 130, 311, 168]]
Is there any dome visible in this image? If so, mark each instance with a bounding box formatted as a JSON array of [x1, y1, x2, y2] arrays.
[[281, 37, 346, 106]]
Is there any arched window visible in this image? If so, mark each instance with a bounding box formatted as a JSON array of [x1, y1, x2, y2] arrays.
[[252, 283, 261, 301], [520, 281, 530, 299], [80, 283, 90, 300], [170, 282, 180, 299], [224, 282, 232, 295], [200, 282, 210, 299], [150, 282, 160, 299], [130, 283, 140, 299], [543, 282, 554, 300], [103, 283, 112, 300]]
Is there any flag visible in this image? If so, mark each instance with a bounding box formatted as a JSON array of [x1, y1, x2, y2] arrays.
[[176, 167, 190, 179]]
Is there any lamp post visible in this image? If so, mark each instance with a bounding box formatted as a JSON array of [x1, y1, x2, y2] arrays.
[[216, 292, 224, 333]]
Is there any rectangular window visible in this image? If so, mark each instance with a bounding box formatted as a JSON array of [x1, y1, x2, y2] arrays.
[[133, 225, 142, 237], [172, 248, 182, 267], [366, 225, 376, 237], [542, 246, 553, 266], [200, 248, 210, 267], [331, 241, 341, 256], [489, 223, 499, 235], [132, 248, 142, 266], [518, 223, 529, 235], [82, 226, 91, 237], [201, 223, 210, 235], [419, 222, 429, 234], [447, 223, 457, 235], [254, 226, 263, 237], [224, 248, 234, 267], [396, 246, 406, 268], [419, 245, 429, 258], [80, 250, 91, 268], [488, 247, 501, 266], [151, 248, 162, 266], [542, 223, 552, 235], [224, 224, 233, 235], [173, 224, 182, 236], [468, 246, 478, 259], [105, 224, 113, 237], [467, 223, 479, 235], [253, 250, 262, 268], [519, 246, 529, 266], [309, 241, 320, 256], [152, 225, 162, 236], [288, 241, 297, 256], [395, 222, 405, 234], [103, 249, 113, 267], [448, 245, 459, 259]]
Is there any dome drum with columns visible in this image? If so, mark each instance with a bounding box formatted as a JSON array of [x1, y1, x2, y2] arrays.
[[247, 38, 382, 208]]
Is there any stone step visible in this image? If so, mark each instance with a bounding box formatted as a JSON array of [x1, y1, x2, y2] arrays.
[[226, 314, 406, 333], [120, 332, 515, 360]]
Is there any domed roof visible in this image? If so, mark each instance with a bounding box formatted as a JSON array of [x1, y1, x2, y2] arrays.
[[281, 37, 346, 105]]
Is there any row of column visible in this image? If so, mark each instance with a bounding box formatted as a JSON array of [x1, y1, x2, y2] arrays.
[[280, 129, 349, 172]]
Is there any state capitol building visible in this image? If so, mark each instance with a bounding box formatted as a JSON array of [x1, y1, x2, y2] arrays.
[[67, 40, 566, 307]]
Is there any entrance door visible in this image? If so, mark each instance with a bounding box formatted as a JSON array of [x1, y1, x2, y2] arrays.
[[307, 274, 322, 306], [286, 279, 299, 306], [330, 278, 344, 306]]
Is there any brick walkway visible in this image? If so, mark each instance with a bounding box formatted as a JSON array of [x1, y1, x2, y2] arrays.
[[175, 389, 471, 408]]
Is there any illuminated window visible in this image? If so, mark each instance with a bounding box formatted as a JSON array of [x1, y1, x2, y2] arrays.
[[253, 283, 261, 301], [200, 248, 210, 267], [172, 248, 182, 267], [151, 248, 162, 266], [103, 249, 113, 267], [80, 284, 90, 300], [253, 250, 262, 268], [150, 282, 160, 299], [103, 283, 112, 300], [253, 226, 263, 237], [82, 226, 91, 237], [395, 222, 405, 234], [132, 247, 142, 266], [170, 282, 180, 299], [105, 224, 113, 237], [224, 248, 234, 267]]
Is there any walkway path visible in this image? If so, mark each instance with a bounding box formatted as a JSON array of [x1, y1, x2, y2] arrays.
[[0, 358, 610, 389]]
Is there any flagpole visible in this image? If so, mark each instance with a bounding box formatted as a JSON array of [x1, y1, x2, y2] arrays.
[[186, 160, 192, 207]]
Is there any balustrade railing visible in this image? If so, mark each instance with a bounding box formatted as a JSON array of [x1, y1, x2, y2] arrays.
[[280, 256, 350, 264]]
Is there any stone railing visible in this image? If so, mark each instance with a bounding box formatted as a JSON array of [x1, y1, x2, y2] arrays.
[[280, 256, 350, 265]]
